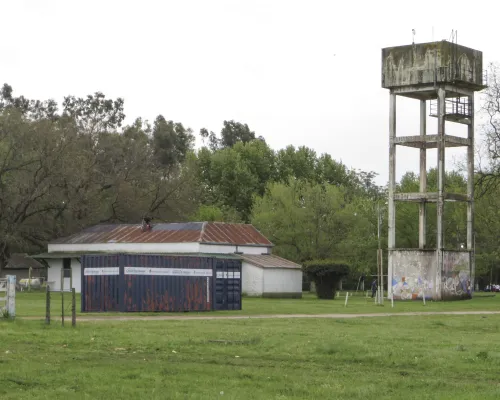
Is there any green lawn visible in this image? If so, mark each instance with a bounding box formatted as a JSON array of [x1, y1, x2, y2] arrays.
[[1, 315, 500, 399], [12, 290, 500, 319]]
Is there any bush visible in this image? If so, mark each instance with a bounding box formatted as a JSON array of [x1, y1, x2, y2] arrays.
[[302, 274, 311, 292], [303, 259, 349, 299], [1, 307, 12, 320]]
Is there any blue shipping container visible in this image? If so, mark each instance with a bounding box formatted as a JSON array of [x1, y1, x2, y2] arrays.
[[81, 254, 242, 312]]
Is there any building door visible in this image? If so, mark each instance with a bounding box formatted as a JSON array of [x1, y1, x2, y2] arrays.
[[62, 258, 72, 291]]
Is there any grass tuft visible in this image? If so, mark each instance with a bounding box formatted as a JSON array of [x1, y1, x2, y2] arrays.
[[1, 307, 12, 319]]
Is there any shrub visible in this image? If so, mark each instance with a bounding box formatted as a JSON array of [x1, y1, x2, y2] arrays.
[[302, 274, 311, 292], [303, 259, 349, 299], [1, 307, 12, 319]]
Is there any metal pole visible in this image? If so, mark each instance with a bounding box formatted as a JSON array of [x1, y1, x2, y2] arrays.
[[28, 267, 32, 292], [72, 288, 76, 327], [380, 248, 384, 305], [377, 203, 384, 305], [61, 268, 64, 327], [377, 203, 380, 304], [377, 203, 381, 251], [45, 285, 50, 325]]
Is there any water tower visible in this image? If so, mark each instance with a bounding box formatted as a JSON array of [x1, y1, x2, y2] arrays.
[[381, 34, 486, 301]]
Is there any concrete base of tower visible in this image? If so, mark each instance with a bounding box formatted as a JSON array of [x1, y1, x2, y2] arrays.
[[388, 249, 472, 301]]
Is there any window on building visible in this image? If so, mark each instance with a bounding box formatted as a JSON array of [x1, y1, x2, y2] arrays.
[[63, 258, 71, 278]]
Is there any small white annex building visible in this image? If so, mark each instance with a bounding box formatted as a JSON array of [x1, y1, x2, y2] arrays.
[[33, 222, 302, 298]]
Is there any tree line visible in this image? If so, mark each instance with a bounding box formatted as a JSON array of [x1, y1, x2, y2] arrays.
[[1, 65, 500, 285]]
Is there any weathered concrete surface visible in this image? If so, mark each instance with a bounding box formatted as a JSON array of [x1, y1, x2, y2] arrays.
[[437, 87, 446, 299], [391, 250, 436, 300], [467, 95, 475, 294], [382, 41, 483, 89], [442, 251, 471, 300], [387, 93, 396, 295], [390, 250, 472, 301], [393, 134, 470, 149], [393, 192, 469, 202], [419, 99, 427, 249]]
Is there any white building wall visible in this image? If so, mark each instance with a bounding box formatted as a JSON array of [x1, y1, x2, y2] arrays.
[[71, 259, 82, 293], [49, 242, 271, 255], [198, 244, 271, 255], [47, 258, 82, 293], [48, 242, 200, 254], [263, 268, 302, 295], [242, 262, 263, 296], [47, 259, 62, 290]]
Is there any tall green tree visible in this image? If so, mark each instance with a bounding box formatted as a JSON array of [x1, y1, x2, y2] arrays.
[[0, 85, 200, 272], [62, 91, 125, 136], [477, 62, 500, 194], [199, 120, 264, 151], [251, 181, 375, 273], [475, 185, 500, 285], [275, 145, 379, 198], [152, 115, 194, 168], [220, 120, 259, 148], [196, 139, 275, 222]]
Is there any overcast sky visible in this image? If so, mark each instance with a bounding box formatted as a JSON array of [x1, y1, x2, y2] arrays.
[[1, 0, 497, 185]]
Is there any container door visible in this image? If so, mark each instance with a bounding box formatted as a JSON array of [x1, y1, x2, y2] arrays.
[[214, 260, 227, 310], [226, 260, 242, 310], [214, 259, 242, 310]]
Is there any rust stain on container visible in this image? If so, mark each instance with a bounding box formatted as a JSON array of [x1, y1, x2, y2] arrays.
[[81, 254, 241, 313]]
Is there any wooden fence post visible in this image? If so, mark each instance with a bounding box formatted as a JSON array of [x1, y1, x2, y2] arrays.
[[72, 288, 76, 327], [61, 268, 64, 327], [45, 285, 50, 325], [6, 275, 16, 318]]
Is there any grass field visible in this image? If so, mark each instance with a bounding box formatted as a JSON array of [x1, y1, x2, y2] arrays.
[[11, 290, 500, 319], [1, 314, 500, 399]]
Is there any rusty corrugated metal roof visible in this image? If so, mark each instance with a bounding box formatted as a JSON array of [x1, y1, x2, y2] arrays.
[[50, 222, 273, 247], [202, 222, 272, 246], [238, 254, 301, 269]]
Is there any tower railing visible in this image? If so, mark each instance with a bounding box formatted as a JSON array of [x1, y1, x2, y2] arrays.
[[429, 97, 472, 119]]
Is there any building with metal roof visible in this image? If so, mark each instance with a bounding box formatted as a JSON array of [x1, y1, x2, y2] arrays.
[[34, 222, 302, 298], [48, 222, 273, 248], [1, 253, 46, 281]]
